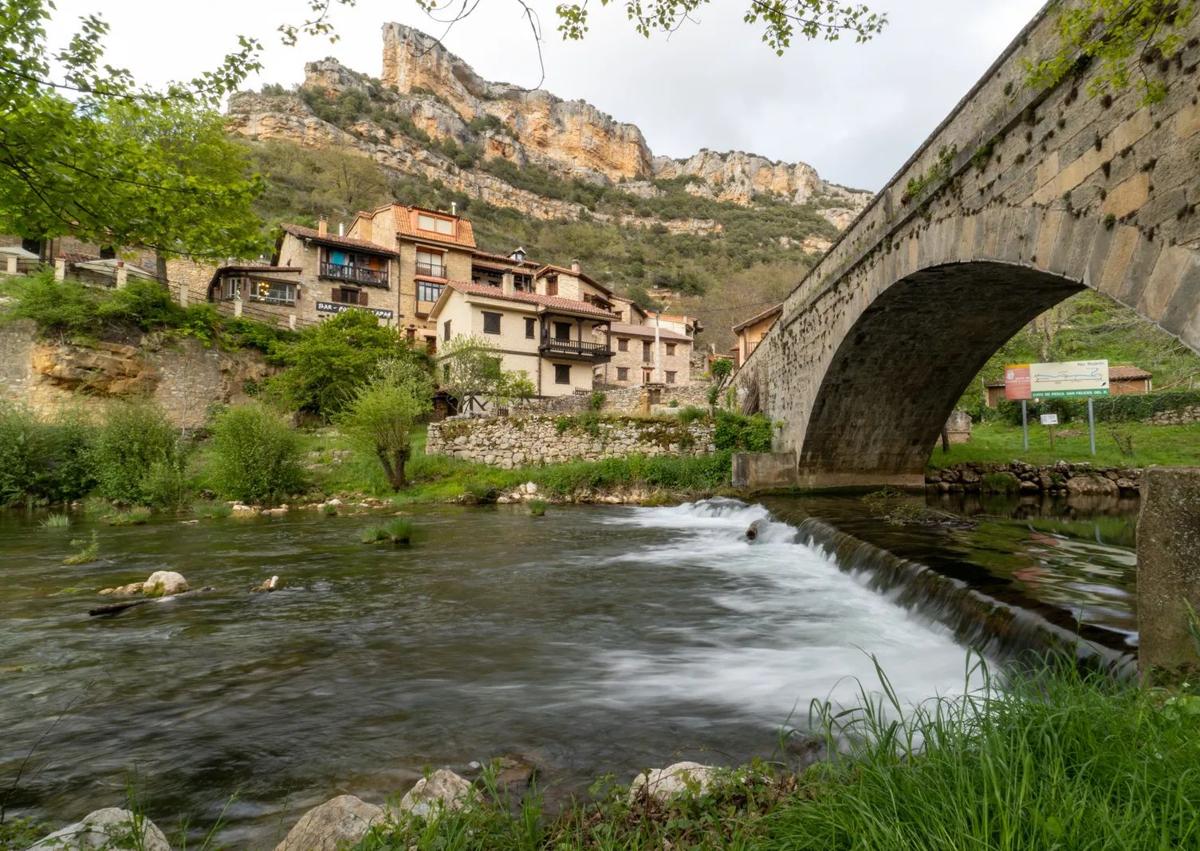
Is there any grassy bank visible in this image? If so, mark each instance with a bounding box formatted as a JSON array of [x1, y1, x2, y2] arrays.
[[929, 420, 1200, 468], [353, 660, 1200, 850], [300, 426, 735, 505]]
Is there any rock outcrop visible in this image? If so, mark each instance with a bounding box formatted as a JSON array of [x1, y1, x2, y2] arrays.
[[227, 23, 871, 225]]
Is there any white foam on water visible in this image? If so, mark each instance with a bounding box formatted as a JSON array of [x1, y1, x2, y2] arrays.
[[594, 499, 980, 724]]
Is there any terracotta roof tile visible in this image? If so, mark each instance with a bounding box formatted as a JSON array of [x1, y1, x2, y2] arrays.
[[281, 224, 399, 257], [394, 205, 476, 248], [444, 280, 617, 319]]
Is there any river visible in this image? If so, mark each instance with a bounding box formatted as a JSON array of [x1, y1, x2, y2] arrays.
[[0, 494, 1137, 847]]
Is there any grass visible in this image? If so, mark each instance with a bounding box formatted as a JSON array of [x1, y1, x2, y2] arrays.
[[191, 500, 232, 520], [528, 499, 548, 517], [352, 658, 1200, 850], [39, 512, 70, 529], [929, 420, 1200, 468], [62, 531, 99, 565], [104, 507, 152, 526], [0, 817, 46, 849], [361, 517, 414, 545]]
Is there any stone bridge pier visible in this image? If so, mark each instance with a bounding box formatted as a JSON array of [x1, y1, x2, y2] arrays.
[[738, 2, 1200, 489]]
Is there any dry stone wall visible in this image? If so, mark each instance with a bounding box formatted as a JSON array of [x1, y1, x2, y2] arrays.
[[426, 415, 716, 468]]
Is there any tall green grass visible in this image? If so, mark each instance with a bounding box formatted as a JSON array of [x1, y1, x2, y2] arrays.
[[354, 658, 1200, 850]]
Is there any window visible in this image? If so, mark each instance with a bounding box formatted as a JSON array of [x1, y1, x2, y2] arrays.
[[525, 317, 536, 339], [666, 371, 677, 384], [545, 277, 558, 296], [617, 367, 629, 381], [248, 279, 297, 305], [221, 276, 243, 300], [642, 340, 652, 363], [514, 274, 533, 292], [482, 311, 501, 335], [415, 249, 445, 278], [332, 287, 365, 306], [321, 250, 387, 286], [417, 213, 454, 235], [666, 343, 676, 356], [554, 364, 571, 385], [417, 281, 444, 303], [443, 320, 452, 342], [617, 338, 629, 352], [554, 321, 572, 341], [642, 367, 653, 384]]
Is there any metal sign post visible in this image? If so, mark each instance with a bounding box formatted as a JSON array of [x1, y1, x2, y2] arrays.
[[1021, 400, 1029, 450], [1087, 397, 1097, 456]]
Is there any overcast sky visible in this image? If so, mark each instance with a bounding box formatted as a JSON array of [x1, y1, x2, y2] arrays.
[[46, 0, 1045, 190]]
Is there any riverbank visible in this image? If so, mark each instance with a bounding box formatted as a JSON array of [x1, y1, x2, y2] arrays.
[[7, 660, 1198, 850]]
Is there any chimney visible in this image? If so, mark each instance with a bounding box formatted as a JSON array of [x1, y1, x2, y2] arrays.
[[451, 201, 458, 216], [337, 222, 345, 237], [501, 271, 515, 296], [317, 218, 328, 237], [570, 259, 581, 274]]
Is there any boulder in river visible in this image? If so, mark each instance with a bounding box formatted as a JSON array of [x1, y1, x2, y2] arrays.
[[629, 762, 716, 804], [142, 571, 189, 597], [274, 795, 383, 851], [28, 807, 170, 850], [252, 575, 281, 593], [395, 768, 474, 818]]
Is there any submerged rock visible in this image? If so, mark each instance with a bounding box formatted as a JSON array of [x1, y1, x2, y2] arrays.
[[395, 768, 474, 818], [252, 575, 281, 593], [142, 571, 189, 597], [28, 807, 170, 850], [746, 519, 764, 541], [629, 762, 716, 804], [275, 795, 383, 851]]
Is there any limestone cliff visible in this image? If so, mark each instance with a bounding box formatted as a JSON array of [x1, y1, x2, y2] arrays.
[[227, 23, 870, 229]]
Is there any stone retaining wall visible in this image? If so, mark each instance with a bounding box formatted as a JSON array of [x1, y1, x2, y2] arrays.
[[426, 414, 716, 468], [1148, 405, 1200, 425], [927, 461, 1141, 495]]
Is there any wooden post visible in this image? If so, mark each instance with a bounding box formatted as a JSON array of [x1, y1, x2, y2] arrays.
[[1137, 467, 1200, 683]]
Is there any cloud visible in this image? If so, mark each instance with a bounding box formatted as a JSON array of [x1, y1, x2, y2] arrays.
[[44, 0, 1045, 190]]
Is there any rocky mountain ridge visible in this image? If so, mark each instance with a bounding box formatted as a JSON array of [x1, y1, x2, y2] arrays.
[[227, 23, 869, 232]]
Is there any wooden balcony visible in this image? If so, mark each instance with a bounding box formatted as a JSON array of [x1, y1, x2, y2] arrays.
[[539, 337, 613, 362], [319, 261, 388, 287]]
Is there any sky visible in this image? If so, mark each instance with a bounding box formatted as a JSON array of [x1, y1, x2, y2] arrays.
[[45, 0, 1045, 191]]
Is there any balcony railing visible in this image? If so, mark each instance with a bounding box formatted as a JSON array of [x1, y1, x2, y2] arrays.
[[319, 261, 388, 287], [539, 337, 613, 360], [415, 261, 447, 278]]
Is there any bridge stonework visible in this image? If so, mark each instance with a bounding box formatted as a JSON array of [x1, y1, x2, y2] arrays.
[[738, 3, 1200, 489]]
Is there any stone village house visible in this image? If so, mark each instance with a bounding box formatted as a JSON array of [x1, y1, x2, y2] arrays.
[[203, 204, 701, 398]]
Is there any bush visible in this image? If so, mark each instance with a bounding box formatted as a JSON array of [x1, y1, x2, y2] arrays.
[[2, 273, 99, 334], [588, 390, 606, 411], [713, 411, 773, 452], [142, 452, 193, 511], [335, 358, 434, 490], [677, 405, 708, 425], [90, 402, 179, 505], [207, 403, 306, 505], [0, 405, 96, 506]]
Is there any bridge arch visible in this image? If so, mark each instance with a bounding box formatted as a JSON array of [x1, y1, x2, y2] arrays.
[[742, 203, 1200, 488]]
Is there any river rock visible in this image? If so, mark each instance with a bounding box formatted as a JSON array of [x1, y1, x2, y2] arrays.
[[396, 768, 474, 818], [142, 570, 189, 597], [28, 807, 170, 850], [1066, 474, 1119, 496], [629, 761, 716, 804], [98, 582, 144, 597], [746, 519, 764, 541], [275, 795, 383, 851], [252, 575, 281, 593]]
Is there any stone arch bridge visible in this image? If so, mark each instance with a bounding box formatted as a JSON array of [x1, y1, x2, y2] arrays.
[[737, 3, 1200, 489]]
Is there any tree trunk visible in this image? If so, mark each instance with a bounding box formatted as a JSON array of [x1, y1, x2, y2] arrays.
[[377, 449, 399, 490], [940, 425, 951, 454]]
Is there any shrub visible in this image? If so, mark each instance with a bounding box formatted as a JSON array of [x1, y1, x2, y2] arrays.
[[528, 498, 548, 517], [142, 452, 193, 511], [192, 499, 232, 520], [335, 358, 434, 490], [0, 405, 96, 506], [268, 310, 417, 418], [104, 507, 152, 526], [2, 272, 99, 334], [996, 389, 1200, 426], [207, 403, 306, 505], [588, 390, 606, 411], [94, 279, 184, 330], [677, 405, 707, 425], [90, 402, 179, 505], [713, 411, 772, 452], [709, 358, 733, 381]]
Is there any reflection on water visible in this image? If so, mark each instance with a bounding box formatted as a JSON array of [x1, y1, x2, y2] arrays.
[[0, 500, 975, 848]]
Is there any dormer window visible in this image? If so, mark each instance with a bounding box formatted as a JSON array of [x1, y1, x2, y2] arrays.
[[417, 213, 454, 236]]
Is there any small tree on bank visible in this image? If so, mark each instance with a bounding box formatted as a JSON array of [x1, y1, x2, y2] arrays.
[[337, 358, 434, 490], [439, 336, 534, 414]]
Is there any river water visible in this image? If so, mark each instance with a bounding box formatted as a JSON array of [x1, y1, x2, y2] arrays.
[[0, 495, 1136, 847]]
